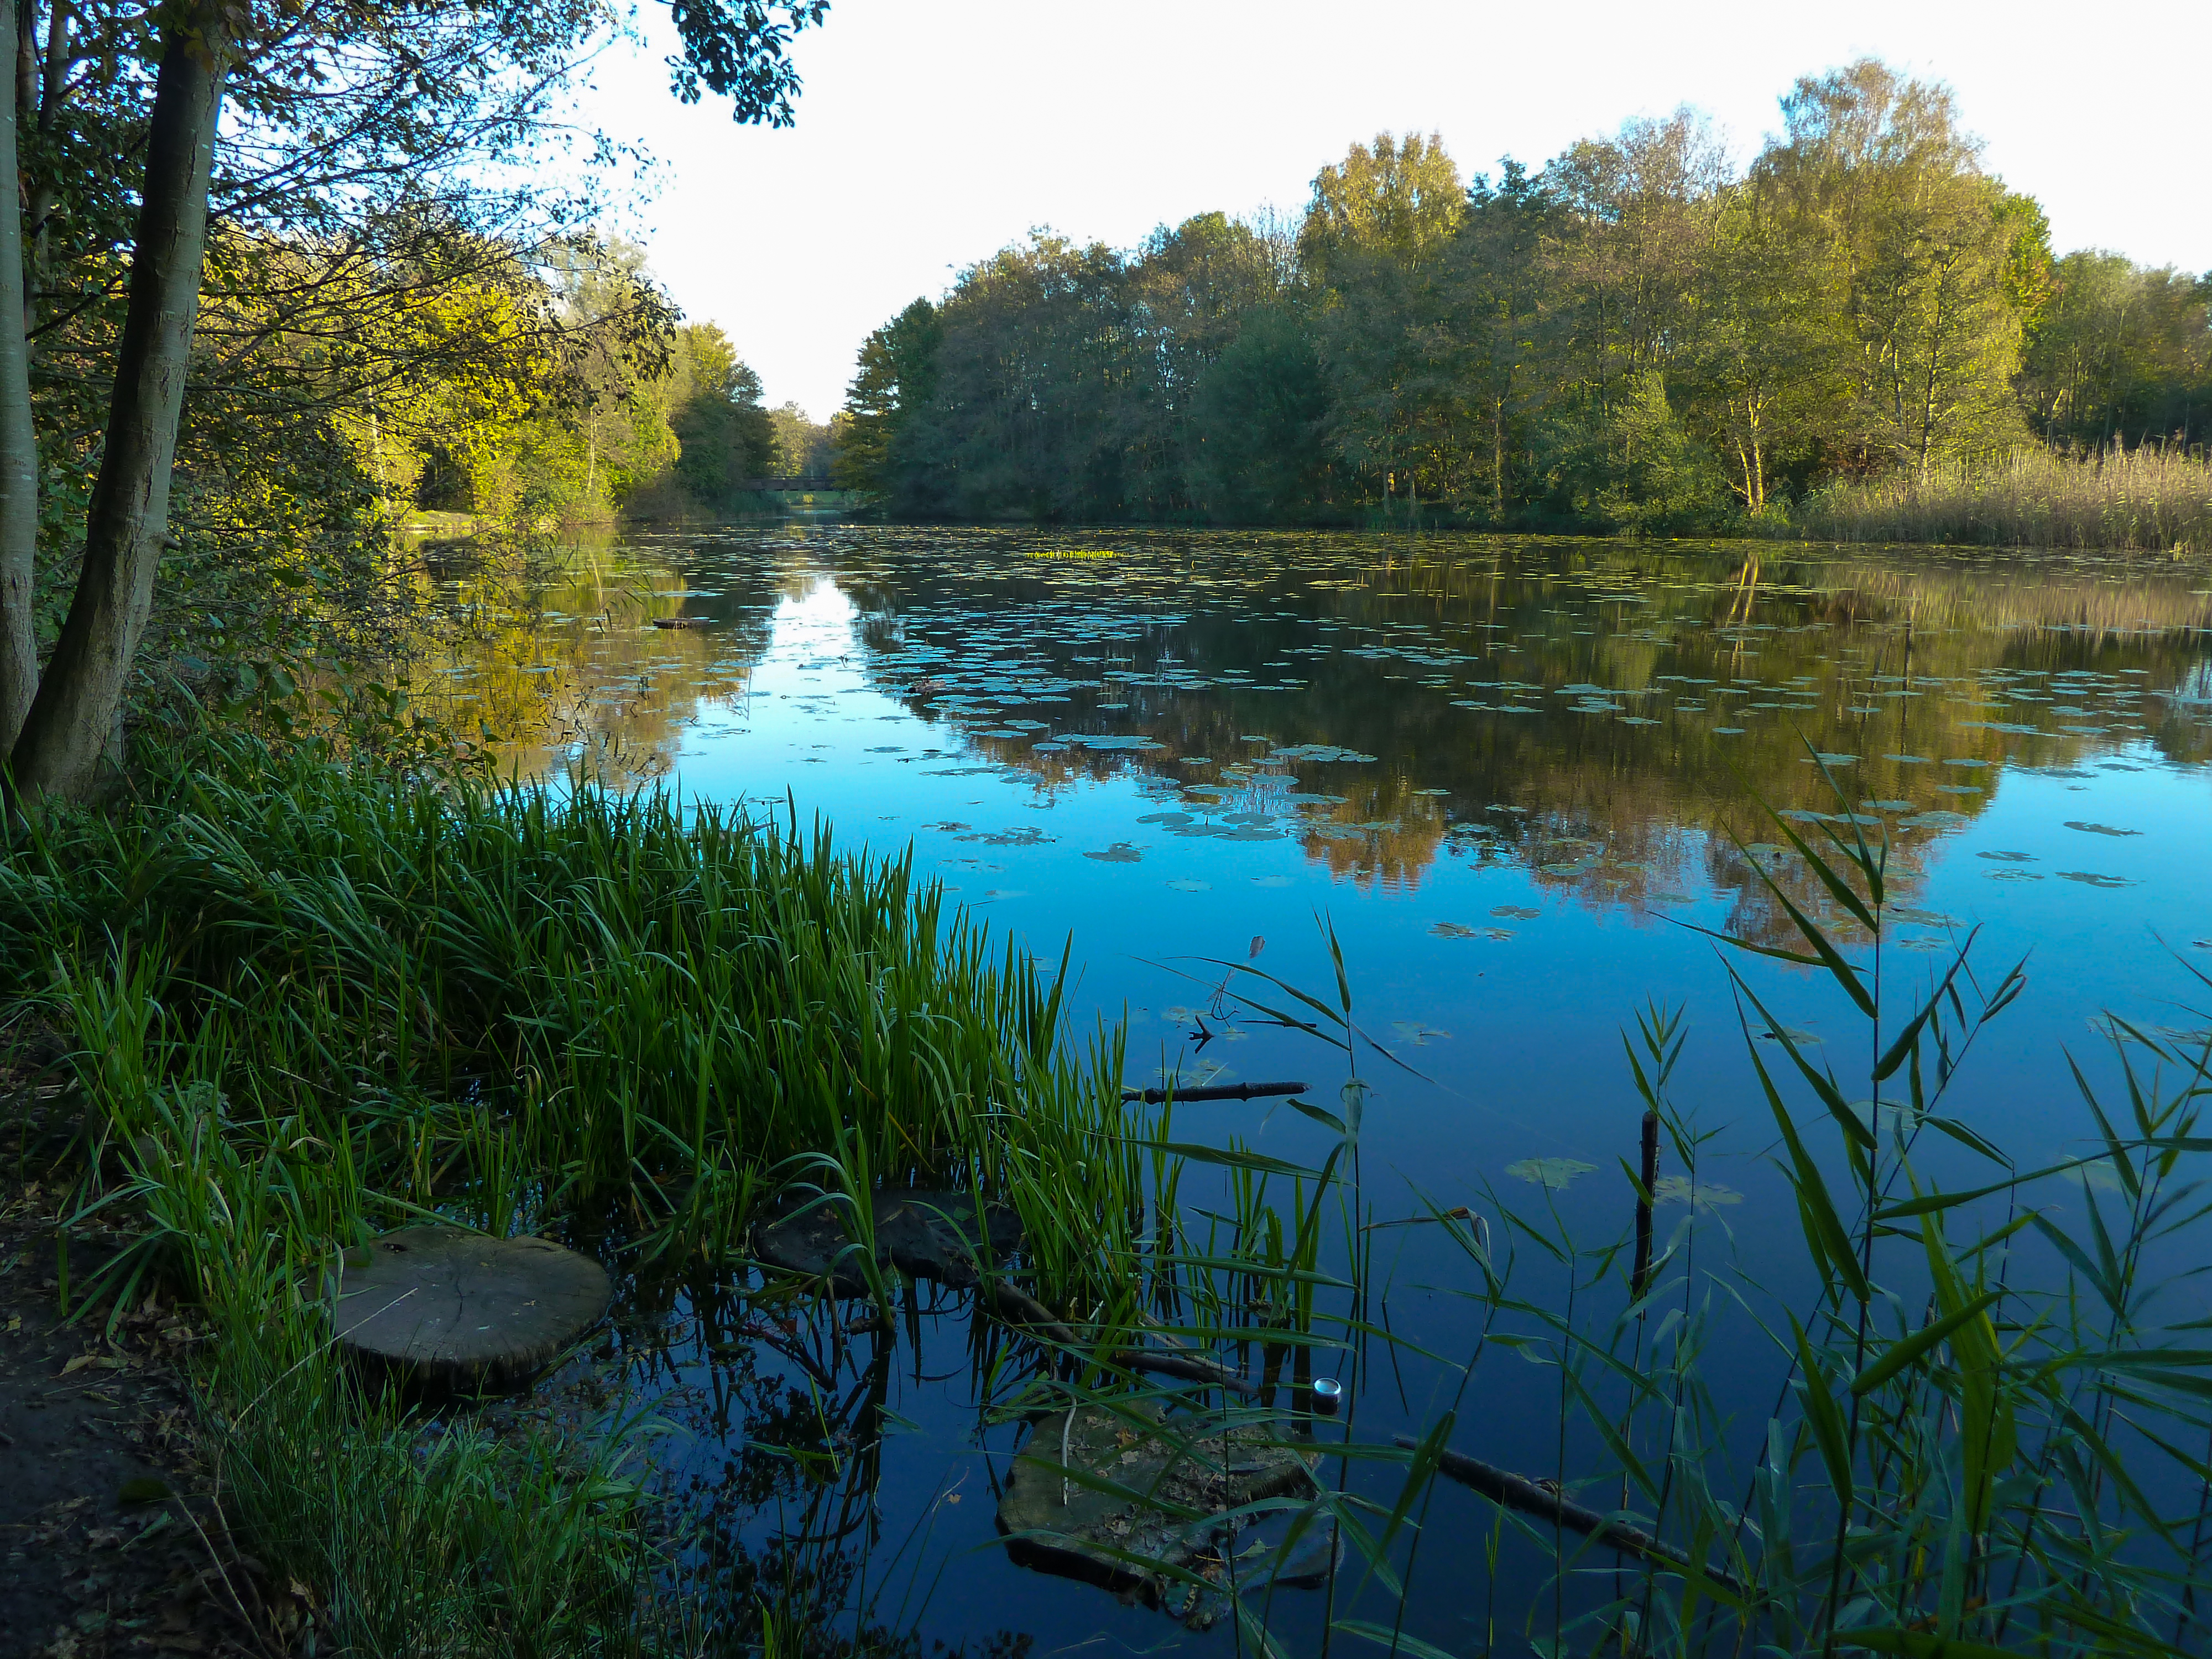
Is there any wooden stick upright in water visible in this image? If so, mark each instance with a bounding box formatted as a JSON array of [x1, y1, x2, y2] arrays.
[[1631, 1109, 1659, 1300]]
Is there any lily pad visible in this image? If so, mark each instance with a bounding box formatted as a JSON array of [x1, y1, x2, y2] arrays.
[[1506, 1157, 1595, 1190], [1653, 1176, 1742, 1211]]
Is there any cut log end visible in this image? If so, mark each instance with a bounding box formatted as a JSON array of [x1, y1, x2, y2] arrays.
[[998, 1401, 1317, 1599], [752, 1190, 1020, 1294], [333, 1225, 611, 1396]]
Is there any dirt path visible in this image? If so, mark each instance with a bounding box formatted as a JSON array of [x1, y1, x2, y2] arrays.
[[2, 1060, 310, 1659]]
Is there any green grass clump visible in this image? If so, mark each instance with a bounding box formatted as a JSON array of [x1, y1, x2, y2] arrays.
[[1, 729, 1140, 1653]]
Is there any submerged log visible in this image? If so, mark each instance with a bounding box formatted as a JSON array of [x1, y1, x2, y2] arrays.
[[1120, 1080, 1309, 1104], [332, 1226, 610, 1395], [1396, 1433, 1750, 1597], [984, 1280, 1261, 1396]]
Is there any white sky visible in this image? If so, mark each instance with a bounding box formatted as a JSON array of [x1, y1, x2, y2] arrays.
[[576, 0, 2212, 422]]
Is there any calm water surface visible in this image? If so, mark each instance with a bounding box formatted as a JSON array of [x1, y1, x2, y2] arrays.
[[440, 528, 2212, 1652]]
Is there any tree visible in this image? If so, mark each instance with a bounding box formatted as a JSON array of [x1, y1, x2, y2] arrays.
[[1536, 110, 1728, 410], [2, 0, 836, 801], [7, 1, 226, 797], [2021, 252, 2212, 449], [1441, 160, 1550, 521], [1184, 308, 1331, 521], [0, 0, 36, 747], [1755, 60, 2045, 479], [1300, 132, 1463, 280], [766, 402, 830, 475], [831, 297, 942, 507], [671, 324, 774, 505], [1680, 184, 1843, 510], [907, 233, 1143, 521], [1520, 109, 1730, 523], [1302, 133, 1469, 512]]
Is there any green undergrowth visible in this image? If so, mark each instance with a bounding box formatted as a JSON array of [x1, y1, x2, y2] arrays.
[[0, 730, 1138, 1655]]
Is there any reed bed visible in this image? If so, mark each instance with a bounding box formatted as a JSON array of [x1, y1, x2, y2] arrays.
[[1801, 446, 2212, 552]]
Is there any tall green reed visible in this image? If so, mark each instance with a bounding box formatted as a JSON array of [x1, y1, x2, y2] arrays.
[[0, 728, 1142, 1653], [1432, 752, 2212, 1657]]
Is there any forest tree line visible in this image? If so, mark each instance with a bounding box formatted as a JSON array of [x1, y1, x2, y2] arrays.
[[831, 60, 2211, 530]]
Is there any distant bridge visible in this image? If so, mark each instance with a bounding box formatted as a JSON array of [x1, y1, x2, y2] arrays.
[[740, 476, 841, 493]]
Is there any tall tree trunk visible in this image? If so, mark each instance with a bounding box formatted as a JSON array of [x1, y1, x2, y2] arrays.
[[0, 0, 38, 751], [25, 1, 71, 341], [9, 10, 225, 800]]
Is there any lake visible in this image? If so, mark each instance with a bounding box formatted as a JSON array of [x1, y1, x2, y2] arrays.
[[431, 526, 2212, 1654]]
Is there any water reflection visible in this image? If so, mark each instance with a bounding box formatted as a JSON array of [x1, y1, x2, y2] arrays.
[[436, 528, 2211, 1656], [428, 529, 2208, 949]]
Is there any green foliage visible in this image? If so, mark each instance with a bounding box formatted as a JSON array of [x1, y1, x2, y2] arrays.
[[1298, 131, 1464, 279], [830, 298, 943, 505], [1546, 372, 1738, 533], [2022, 252, 2212, 450], [2, 723, 1142, 1644], [1183, 309, 1333, 522], [844, 58, 2200, 540], [668, 323, 778, 508], [10, 2, 809, 771], [767, 401, 831, 476]]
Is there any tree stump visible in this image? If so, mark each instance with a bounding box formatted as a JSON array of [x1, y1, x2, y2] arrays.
[[996, 1400, 1319, 1611], [331, 1226, 610, 1395], [752, 1189, 1021, 1294]]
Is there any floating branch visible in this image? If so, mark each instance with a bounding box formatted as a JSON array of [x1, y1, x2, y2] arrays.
[[1120, 1080, 1310, 1104], [1397, 1434, 1750, 1598]]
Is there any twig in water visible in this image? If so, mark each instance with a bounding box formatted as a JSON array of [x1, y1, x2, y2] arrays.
[[1396, 1433, 1749, 1598]]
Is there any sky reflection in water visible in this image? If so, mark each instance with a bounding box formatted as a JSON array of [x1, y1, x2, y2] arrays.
[[442, 528, 2212, 1654]]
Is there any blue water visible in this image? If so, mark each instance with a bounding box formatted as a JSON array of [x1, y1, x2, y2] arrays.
[[452, 526, 2212, 1654]]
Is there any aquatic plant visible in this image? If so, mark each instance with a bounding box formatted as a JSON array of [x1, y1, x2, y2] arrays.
[[1, 728, 1137, 1653], [1801, 444, 2212, 554]]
